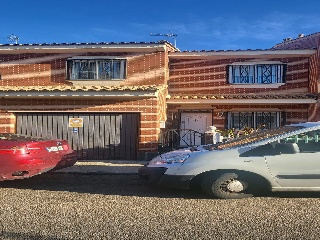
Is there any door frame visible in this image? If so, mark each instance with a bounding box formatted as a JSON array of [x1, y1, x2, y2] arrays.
[[179, 110, 213, 146]]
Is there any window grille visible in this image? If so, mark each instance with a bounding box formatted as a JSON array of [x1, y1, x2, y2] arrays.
[[228, 112, 280, 130], [228, 64, 286, 84], [67, 59, 126, 80]]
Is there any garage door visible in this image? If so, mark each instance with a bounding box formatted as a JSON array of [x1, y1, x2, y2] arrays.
[[16, 113, 139, 160]]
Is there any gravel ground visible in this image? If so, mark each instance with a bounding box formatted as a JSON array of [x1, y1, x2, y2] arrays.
[[0, 173, 320, 240]]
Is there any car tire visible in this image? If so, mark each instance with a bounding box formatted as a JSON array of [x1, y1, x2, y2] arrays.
[[201, 172, 254, 199]]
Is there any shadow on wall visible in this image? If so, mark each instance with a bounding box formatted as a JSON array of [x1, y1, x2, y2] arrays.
[[74, 146, 160, 161]]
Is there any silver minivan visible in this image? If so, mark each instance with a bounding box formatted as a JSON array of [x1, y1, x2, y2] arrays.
[[139, 122, 320, 199]]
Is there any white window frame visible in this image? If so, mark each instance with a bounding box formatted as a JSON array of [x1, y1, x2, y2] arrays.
[[67, 57, 127, 81], [228, 62, 286, 87]]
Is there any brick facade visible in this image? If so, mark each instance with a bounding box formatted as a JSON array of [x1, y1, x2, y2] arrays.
[[0, 39, 319, 160], [0, 42, 173, 159]]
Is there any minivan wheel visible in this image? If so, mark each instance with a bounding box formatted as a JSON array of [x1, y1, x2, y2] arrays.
[[201, 173, 253, 199]]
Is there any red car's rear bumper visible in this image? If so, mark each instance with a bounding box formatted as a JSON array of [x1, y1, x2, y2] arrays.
[[51, 151, 78, 171], [0, 150, 77, 181]]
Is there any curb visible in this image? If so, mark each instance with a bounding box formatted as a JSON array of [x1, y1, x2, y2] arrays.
[[52, 160, 147, 175], [49, 171, 139, 175]]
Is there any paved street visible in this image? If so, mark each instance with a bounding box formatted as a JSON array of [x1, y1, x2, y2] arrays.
[[1, 173, 320, 239]]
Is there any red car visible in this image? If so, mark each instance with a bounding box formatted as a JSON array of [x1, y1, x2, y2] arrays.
[[0, 133, 77, 181]]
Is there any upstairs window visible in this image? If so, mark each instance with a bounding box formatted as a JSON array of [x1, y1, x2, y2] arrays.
[[67, 58, 126, 80], [227, 64, 286, 84]]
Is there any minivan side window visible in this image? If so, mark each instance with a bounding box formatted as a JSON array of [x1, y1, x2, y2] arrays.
[[239, 143, 281, 157], [280, 130, 320, 153]]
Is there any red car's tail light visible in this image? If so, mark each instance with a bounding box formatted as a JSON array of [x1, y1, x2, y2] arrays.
[[0, 145, 30, 154], [62, 143, 69, 151]]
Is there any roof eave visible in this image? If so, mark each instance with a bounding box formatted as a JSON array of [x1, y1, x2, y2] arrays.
[[0, 43, 174, 54], [166, 99, 316, 104], [0, 90, 157, 98], [168, 49, 316, 59]]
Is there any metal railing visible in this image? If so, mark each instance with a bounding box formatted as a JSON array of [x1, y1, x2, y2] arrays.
[[158, 129, 205, 153]]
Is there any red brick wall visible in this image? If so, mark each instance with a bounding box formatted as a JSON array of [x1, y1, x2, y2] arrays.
[[0, 52, 167, 87], [0, 112, 15, 133], [166, 104, 309, 131], [308, 45, 320, 121], [0, 50, 169, 154], [166, 56, 313, 130], [169, 57, 310, 95], [124, 52, 167, 86], [0, 97, 163, 153]]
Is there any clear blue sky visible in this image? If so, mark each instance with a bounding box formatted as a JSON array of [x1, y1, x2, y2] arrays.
[[1, 0, 319, 51]]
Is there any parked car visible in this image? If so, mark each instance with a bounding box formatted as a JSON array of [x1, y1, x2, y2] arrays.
[[139, 122, 320, 199], [0, 133, 77, 181]]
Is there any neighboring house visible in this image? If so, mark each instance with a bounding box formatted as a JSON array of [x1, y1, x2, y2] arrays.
[[272, 32, 320, 122], [165, 45, 320, 146], [0, 33, 319, 160], [0, 41, 177, 160], [272, 32, 320, 50]]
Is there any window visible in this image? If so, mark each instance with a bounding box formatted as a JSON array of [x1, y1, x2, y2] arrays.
[[67, 58, 126, 80], [227, 64, 286, 84], [240, 143, 281, 157], [227, 112, 280, 130], [281, 130, 320, 153]]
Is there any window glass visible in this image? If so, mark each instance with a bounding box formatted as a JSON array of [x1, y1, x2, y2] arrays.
[[280, 130, 320, 152], [230, 65, 254, 83], [229, 112, 253, 129], [240, 143, 281, 157], [67, 59, 126, 80], [256, 65, 282, 83], [255, 112, 278, 129], [228, 112, 279, 130], [228, 64, 285, 84]]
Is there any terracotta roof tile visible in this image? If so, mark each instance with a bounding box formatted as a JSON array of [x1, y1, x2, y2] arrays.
[[0, 40, 173, 48], [167, 94, 317, 100], [0, 85, 161, 92]]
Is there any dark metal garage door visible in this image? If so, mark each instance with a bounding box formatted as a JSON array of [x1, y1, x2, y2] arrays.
[[16, 112, 139, 160]]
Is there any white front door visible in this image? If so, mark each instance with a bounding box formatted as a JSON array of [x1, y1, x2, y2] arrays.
[[180, 113, 212, 146]]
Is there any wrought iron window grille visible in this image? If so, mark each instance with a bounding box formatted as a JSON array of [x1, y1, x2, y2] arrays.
[[228, 64, 286, 84]]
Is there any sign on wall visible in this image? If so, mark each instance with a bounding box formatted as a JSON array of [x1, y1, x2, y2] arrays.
[[69, 118, 83, 128]]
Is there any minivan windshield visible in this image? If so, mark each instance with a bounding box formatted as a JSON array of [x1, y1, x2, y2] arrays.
[[216, 126, 304, 149]]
